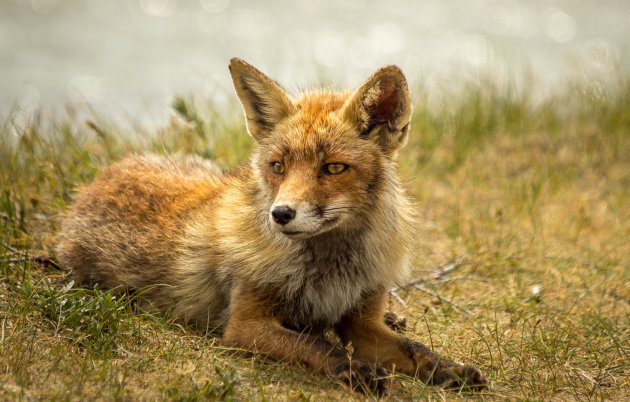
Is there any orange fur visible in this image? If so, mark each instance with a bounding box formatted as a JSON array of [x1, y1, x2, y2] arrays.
[[56, 58, 486, 394]]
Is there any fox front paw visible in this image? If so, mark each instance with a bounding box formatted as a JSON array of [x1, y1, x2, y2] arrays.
[[438, 363, 487, 392], [405, 340, 487, 392], [383, 311, 407, 333], [330, 360, 391, 395]]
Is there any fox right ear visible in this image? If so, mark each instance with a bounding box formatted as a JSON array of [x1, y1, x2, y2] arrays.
[[229, 58, 295, 141], [342, 65, 412, 157]]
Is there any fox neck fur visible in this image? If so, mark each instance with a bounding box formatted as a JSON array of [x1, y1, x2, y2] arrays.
[[174, 160, 416, 331]]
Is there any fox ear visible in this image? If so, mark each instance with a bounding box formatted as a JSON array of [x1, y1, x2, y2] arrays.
[[229, 58, 295, 141], [342, 65, 412, 156]]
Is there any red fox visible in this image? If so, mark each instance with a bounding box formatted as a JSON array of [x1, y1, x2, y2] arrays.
[[56, 58, 486, 394]]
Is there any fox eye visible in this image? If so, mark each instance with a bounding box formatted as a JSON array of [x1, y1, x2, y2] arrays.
[[323, 163, 348, 175], [270, 162, 285, 175]]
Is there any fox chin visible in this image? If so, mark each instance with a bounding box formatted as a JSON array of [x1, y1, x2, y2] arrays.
[[56, 58, 487, 394]]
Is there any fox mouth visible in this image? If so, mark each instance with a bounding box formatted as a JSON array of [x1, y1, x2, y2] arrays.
[[279, 217, 341, 239], [281, 230, 303, 236]]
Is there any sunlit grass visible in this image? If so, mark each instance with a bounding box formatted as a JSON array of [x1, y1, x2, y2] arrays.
[[1, 73, 628, 400]]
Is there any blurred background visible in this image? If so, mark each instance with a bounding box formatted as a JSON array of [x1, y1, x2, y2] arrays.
[[2, 0, 629, 128]]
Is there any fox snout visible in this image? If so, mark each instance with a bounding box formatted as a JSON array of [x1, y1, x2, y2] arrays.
[[268, 199, 326, 238], [271, 205, 296, 225], [269, 200, 308, 235], [268, 198, 349, 239]]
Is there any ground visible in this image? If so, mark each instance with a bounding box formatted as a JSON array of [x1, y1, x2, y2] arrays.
[[1, 75, 628, 400]]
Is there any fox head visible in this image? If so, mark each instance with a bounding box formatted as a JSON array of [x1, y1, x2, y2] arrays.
[[229, 58, 412, 239]]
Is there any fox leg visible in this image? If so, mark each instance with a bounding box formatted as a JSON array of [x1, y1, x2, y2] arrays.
[[222, 283, 390, 394], [336, 292, 487, 391]]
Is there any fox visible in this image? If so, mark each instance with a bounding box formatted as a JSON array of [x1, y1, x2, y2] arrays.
[[55, 58, 486, 394]]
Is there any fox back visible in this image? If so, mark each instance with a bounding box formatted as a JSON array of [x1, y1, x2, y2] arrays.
[[56, 58, 417, 331]]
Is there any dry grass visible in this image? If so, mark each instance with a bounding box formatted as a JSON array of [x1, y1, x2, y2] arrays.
[[1, 74, 628, 401]]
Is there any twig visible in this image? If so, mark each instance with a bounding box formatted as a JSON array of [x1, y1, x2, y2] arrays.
[[413, 283, 474, 316], [117, 346, 136, 357], [387, 259, 476, 316], [434, 275, 487, 284], [432, 258, 465, 279], [33, 256, 62, 269], [389, 290, 406, 307], [2, 242, 19, 254], [390, 277, 426, 292], [86, 119, 108, 140], [573, 366, 597, 386], [389, 258, 466, 293], [0, 250, 61, 269]]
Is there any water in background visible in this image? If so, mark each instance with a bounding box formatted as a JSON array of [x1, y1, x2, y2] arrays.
[[2, 0, 629, 128]]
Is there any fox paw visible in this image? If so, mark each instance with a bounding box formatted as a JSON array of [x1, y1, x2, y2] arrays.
[[439, 363, 487, 392], [331, 360, 391, 395], [405, 340, 487, 392], [383, 311, 407, 333]]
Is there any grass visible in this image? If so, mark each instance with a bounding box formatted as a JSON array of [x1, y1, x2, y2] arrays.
[[1, 72, 629, 400]]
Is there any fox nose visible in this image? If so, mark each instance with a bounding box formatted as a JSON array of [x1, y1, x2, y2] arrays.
[[271, 205, 296, 225]]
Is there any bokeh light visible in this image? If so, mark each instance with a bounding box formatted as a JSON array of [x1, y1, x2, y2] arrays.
[[541, 7, 576, 43], [140, 0, 174, 17], [30, 0, 57, 14], [1, 0, 629, 128], [200, 0, 231, 14]]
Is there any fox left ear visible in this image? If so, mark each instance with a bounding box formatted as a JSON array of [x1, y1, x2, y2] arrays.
[[342, 65, 412, 156], [229, 58, 296, 142]]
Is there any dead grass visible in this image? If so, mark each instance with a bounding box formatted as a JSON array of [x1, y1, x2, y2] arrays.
[[1, 75, 628, 401]]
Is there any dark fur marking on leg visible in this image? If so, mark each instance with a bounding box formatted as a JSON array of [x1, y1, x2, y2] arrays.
[[330, 360, 391, 396], [383, 311, 407, 333]]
